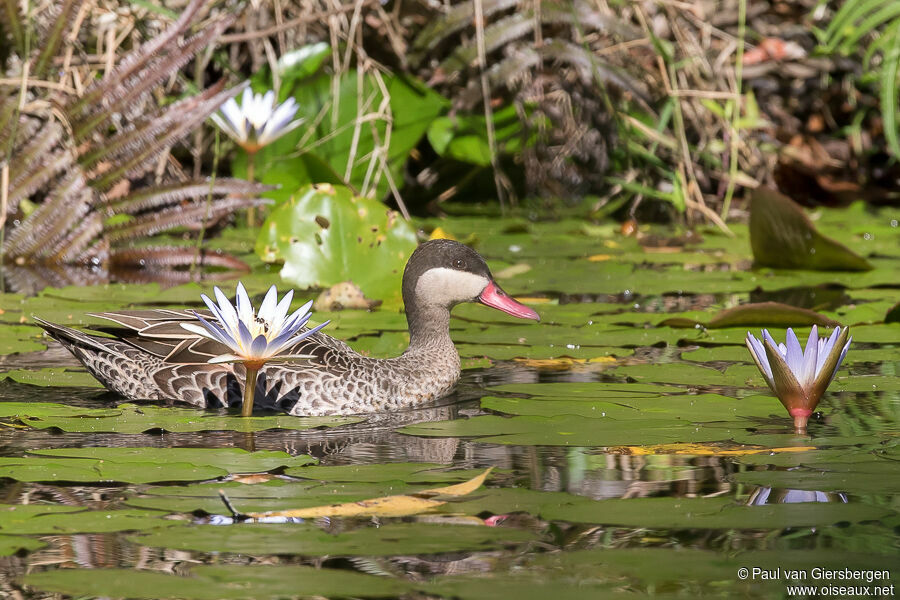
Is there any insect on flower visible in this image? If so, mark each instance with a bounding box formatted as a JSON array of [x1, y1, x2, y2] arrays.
[[745, 326, 851, 433], [182, 282, 328, 416]]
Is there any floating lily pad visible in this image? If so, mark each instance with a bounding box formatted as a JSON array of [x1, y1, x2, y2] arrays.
[[0, 325, 45, 355], [16, 403, 360, 433], [480, 393, 785, 422], [734, 468, 900, 495], [283, 462, 484, 483], [127, 480, 417, 514], [488, 381, 686, 398], [0, 534, 45, 556], [25, 565, 412, 600], [0, 456, 225, 483], [0, 505, 179, 535], [31, 447, 316, 474], [400, 413, 731, 446], [0, 368, 104, 388], [131, 522, 535, 556]]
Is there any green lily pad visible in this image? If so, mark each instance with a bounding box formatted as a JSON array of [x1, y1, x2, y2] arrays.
[[16, 403, 360, 433], [256, 184, 418, 305], [0, 456, 225, 483], [0, 534, 45, 556], [0, 505, 179, 535], [283, 462, 484, 483], [734, 468, 900, 495], [31, 447, 316, 473], [0, 324, 45, 355], [127, 479, 418, 514], [480, 393, 787, 422], [488, 381, 686, 397], [400, 413, 732, 446], [25, 565, 412, 600], [0, 368, 104, 388], [130, 522, 535, 556]]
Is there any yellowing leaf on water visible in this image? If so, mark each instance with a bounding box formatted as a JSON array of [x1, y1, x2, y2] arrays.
[[236, 468, 492, 520], [587, 254, 612, 262], [428, 227, 456, 240], [494, 263, 532, 278], [602, 240, 620, 249], [512, 356, 617, 370], [609, 443, 816, 456], [511, 297, 552, 304]]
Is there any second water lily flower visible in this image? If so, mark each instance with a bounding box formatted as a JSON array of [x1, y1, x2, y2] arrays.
[[745, 326, 851, 434], [182, 283, 329, 416], [211, 88, 303, 154]]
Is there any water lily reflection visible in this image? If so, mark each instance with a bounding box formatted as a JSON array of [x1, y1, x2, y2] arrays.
[[745, 326, 851, 433], [748, 487, 848, 505]]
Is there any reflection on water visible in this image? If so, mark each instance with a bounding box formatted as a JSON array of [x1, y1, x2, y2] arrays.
[[748, 487, 849, 505]]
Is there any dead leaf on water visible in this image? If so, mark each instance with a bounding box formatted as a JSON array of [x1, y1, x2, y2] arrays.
[[235, 468, 493, 520], [609, 443, 816, 456]]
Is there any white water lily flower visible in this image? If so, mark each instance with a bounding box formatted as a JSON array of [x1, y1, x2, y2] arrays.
[[745, 325, 851, 433], [182, 282, 328, 366], [211, 88, 303, 152]]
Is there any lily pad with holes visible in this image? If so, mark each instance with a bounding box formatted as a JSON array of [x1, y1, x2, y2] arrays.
[[256, 184, 418, 306]]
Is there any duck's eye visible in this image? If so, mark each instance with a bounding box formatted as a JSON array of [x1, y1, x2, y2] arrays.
[[453, 258, 467, 270]]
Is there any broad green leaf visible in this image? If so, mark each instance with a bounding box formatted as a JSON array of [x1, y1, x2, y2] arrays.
[[256, 184, 417, 305]]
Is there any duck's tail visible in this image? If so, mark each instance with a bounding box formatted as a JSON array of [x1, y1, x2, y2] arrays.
[[32, 317, 123, 356]]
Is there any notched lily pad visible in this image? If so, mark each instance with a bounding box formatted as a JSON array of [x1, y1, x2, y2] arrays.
[[0, 368, 104, 388]]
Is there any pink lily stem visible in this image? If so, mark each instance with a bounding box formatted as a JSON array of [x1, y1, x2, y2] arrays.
[[242, 364, 260, 418]]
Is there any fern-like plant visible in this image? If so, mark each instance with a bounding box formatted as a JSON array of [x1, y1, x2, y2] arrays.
[[0, 0, 264, 292]]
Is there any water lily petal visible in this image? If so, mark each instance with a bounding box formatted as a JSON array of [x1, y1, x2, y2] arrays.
[[763, 336, 809, 414], [194, 313, 238, 347], [798, 325, 819, 389], [809, 326, 850, 408], [208, 353, 244, 364], [783, 328, 804, 380], [250, 334, 269, 358], [279, 319, 330, 351], [815, 326, 841, 377], [237, 319, 254, 353], [257, 285, 279, 326], [271, 289, 294, 331], [235, 282, 254, 328], [745, 332, 774, 390], [180, 322, 218, 342], [212, 286, 240, 331]]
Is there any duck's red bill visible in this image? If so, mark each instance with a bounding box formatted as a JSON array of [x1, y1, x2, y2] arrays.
[[478, 281, 540, 321]]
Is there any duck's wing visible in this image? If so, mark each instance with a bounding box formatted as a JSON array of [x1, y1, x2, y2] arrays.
[[91, 309, 227, 364]]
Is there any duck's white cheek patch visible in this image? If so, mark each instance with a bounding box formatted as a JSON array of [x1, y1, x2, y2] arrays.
[[416, 268, 489, 305]]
